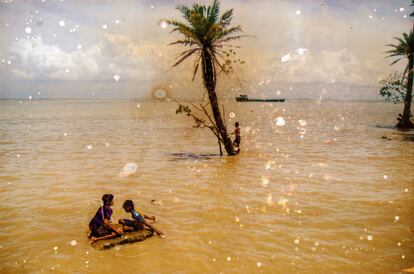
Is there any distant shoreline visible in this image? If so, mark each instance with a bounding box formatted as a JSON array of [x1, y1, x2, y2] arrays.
[[0, 97, 390, 103]]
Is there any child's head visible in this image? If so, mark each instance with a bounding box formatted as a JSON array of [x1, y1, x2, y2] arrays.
[[235, 122, 239, 127], [102, 194, 114, 206], [123, 200, 135, 212]]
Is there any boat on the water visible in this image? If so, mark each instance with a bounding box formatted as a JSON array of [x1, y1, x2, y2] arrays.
[[235, 95, 285, 102]]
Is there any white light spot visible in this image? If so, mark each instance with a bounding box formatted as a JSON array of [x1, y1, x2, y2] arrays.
[[102, 24, 108, 29], [266, 194, 273, 205], [119, 162, 138, 177], [65, 68, 70, 73], [63, 132, 67, 136], [294, 238, 300, 244], [275, 117, 286, 126], [281, 54, 291, 63], [298, 119, 307, 127], [261, 176, 269, 186], [86, 145, 92, 150], [113, 74, 120, 81], [159, 20, 168, 29], [58, 20, 65, 27], [234, 216, 240, 223], [53, 246, 58, 251], [296, 10, 301, 15], [296, 48, 307, 55], [229, 112, 236, 118], [28, 96, 32, 100], [395, 216, 400, 221], [115, 19, 120, 24], [369, 15, 373, 19], [405, 188, 408, 192], [105, 142, 110, 147], [136, 104, 141, 108], [76, 44, 82, 50], [402, 254, 405, 259], [70, 240, 77, 246], [383, 175, 388, 180], [400, 7, 405, 12], [227, 256, 231, 262], [25, 27, 32, 34], [6, 60, 11, 65], [367, 235, 373, 241], [257, 262, 262, 267]]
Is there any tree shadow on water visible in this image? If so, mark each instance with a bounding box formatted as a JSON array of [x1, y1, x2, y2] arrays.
[[403, 134, 414, 141], [371, 124, 414, 141], [169, 152, 222, 161]]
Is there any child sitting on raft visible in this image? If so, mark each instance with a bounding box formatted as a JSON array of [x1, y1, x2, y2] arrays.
[[89, 194, 123, 244], [119, 200, 165, 238]]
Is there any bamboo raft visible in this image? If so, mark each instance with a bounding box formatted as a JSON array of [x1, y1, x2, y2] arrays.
[[91, 229, 153, 250]]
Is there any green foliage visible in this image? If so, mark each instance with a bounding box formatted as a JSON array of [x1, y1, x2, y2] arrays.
[[379, 72, 407, 103], [411, 0, 414, 17], [166, 0, 247, 79], [176, 103, 207, 128]]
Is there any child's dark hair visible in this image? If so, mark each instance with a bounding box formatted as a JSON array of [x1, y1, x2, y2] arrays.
[[102, 194, 114, 206], [123, 200, 135, 210], [235, 122, 239, 127]]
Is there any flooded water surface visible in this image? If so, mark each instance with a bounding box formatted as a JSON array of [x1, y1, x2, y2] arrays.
[[0, 99, 413, 273]]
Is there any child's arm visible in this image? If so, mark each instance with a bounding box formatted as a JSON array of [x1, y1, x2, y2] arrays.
[[143, 214, 156, 221], [143, 219, 164, 238], [104, 219, 123, 235]]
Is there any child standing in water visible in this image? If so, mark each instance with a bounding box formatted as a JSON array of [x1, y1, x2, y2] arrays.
[[89, 194, 123, 244], [232, 122, 241, 152], [119, 200, 165, 238]]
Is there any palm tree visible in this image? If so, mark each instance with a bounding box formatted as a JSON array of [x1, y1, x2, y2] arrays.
[[386, 28, 414, 129], [166, 0, 246, 155]]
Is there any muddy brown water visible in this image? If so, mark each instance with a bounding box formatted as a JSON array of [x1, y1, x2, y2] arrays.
[[0, 99, 413, 273]]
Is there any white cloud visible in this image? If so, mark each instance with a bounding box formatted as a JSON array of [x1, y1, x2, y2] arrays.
[[9, 34, 158, 82]]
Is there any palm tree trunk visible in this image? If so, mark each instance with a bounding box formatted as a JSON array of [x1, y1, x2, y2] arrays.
[[201, 47, 236, 155], [397, 55, 414, 129]]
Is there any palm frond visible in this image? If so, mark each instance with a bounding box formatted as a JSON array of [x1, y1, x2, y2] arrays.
[[220, 9, 233, 27], [172, 48, 201, 68], [215, 35, 250, 44], [177, 5, 192, 24], [215, 25, 242, 40], [390, 58, 403, 65], [401, 64, 409, 83], [207, 0, 220, 25], [170, 39, 201, 47], [192, 55, 201, 81]]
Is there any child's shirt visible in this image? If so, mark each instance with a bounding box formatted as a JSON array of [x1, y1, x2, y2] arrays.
[[90, 205, 112, 228], [131, 208, 144, 222]]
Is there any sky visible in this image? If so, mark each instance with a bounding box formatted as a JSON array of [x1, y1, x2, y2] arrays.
[[0, 0, 412, 100]]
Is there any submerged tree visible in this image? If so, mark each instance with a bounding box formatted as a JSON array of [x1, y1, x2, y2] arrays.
[[386, 29, 414, 129], [166, 0, 246, 155]]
